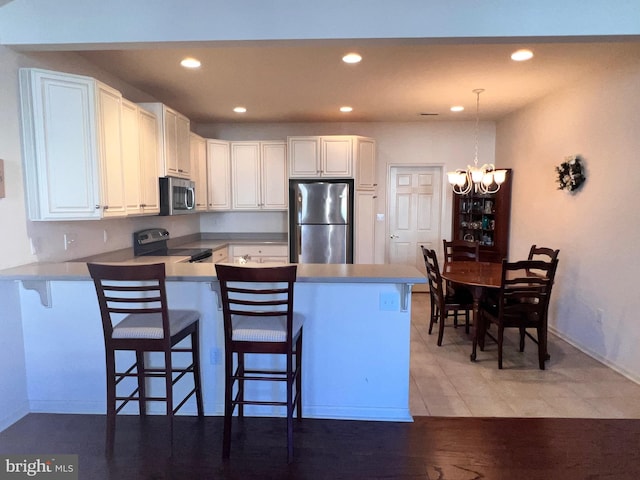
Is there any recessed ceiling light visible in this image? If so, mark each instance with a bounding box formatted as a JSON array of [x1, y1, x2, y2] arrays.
[[511, 49, 534, 62], [450, 106, 464, 112], [342, 53, 362, 64], [233, 106, 247, 113], [180, 57, 201, 68], [340, 106, 353, 113]]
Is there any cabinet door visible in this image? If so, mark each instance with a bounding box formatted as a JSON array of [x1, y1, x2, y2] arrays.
[[206, 139, 231, 210], [355, 138, 377, 189], [138, 108, 160, 214], [96, 83, 126, 217], [288, 136, 320, 177], [322, 136, 352, 177], [121, 99, 142, 215], [231, 142, 261, 209], [19, 69, 102, 220], [190, 133, 207, 211], [261, 141, 287, 210], [355, 190, 376, 264], [163, 107, 179, 176], [176, 113, 191, 178]]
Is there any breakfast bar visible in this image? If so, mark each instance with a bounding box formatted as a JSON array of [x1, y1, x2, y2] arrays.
[[0, 261, 425, 425]]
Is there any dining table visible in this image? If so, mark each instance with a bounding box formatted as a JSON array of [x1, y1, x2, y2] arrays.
[[441, 261, 503, 362]]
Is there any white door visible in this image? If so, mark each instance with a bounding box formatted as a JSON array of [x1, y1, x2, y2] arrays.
[[388, 166, 442, 291]]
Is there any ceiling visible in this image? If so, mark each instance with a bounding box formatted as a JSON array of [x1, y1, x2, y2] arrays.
[[71, 38, 640, 125]]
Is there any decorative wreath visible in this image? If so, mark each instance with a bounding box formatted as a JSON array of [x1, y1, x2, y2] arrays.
[[555, 155, 586, 192]]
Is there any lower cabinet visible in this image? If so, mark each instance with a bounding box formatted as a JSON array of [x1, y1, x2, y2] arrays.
[[355, 190, 377, 264], [229, 244, 288, 264], [211, 246, 229, 263]]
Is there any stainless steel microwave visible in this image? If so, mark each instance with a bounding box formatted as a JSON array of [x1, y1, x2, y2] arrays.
[[159, 177, 196, 215]]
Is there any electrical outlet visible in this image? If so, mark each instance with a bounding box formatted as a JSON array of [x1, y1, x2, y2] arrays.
[[103, 229, 108, 243], [379, 292, 400, 311], [63, 233, 77, 251]]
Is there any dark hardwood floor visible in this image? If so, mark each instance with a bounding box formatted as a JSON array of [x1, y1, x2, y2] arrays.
[[1, 413, 640, 479]]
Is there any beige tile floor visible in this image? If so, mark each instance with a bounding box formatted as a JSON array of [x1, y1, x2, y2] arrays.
[[410, 292, 640, 418]]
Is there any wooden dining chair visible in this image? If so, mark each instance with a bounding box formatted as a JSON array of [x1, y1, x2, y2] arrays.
[[479, 259, 558, 369], [443, 239, 480, 263], [528, 245, 560, 263], [215, 263, 304, 463], [87, 262, 203, 455], [421, 246, 474, 345]]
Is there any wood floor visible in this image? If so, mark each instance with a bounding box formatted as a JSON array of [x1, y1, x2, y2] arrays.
[[1, 413, 640, 479]]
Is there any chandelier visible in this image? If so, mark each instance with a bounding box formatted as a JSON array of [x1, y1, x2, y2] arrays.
[[447, 89, 507, 195]]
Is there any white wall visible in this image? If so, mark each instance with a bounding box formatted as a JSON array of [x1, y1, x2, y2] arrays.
[[196, 121, 496, 263], [496, 64, 640, 382]]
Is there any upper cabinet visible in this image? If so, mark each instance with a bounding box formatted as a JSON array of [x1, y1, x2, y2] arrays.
[[138, 102, 191, 179], [19, 68, 162, 221], [190, 132, 208, 211], [288, 136, 376, 188], [288, 136, 351, 178], [121, 99, 160, 216], [354, 137, 377, 190], [19, 68, 127, 220], [230, 141, 287, 210], [206, 139, 231, 210]]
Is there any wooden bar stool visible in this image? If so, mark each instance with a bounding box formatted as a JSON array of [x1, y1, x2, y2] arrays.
[[87, 262, 204, 455], [215, 264, 303, 463]]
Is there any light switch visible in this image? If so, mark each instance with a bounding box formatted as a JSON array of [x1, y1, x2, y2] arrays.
[[376, 213, 385, 222]]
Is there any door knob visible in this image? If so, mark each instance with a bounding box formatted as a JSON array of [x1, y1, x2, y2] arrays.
[[390, 234, 399, 239]]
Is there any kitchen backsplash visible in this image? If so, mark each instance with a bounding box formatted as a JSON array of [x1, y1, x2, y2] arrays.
[[25, 211, 286, 263]]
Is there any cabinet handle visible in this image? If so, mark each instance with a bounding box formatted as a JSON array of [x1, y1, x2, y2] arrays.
[[95, 205, 100, 209], [103, 205, 109, 210]]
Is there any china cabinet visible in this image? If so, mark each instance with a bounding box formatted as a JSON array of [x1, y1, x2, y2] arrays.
[[451, 169, 512, 262]]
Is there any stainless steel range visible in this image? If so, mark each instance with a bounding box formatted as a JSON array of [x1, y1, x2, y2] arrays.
[[133, 228, 213, 263]]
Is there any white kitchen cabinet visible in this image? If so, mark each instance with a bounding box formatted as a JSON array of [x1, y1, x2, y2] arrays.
[[231, 141, 287, 210], [137, 107, 161, 214], [121, 99, 142, 215], [190, 133, 207, 211], [288, 135, 365, 178], [206, 139, 231, 210], [229, 244, 288, 264], [288, 136, 352, 178], [138, 102, 191, 179], [355, 190, 377, 264], [19, 68, 129, 220], [121, 100, 160, 216], [211, 245, 229, 263], [96, 83, 126, 217], [355, 137, 377, 190]]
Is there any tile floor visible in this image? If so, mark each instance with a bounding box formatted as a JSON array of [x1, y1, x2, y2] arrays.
[[409, 292, 640, 418]]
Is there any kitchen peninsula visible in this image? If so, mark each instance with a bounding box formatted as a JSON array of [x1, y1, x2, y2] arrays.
[[0, 259, 425, 427]]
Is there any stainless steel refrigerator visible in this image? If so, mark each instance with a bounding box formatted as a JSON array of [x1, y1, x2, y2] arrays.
[[289, 179, 354, 263]]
